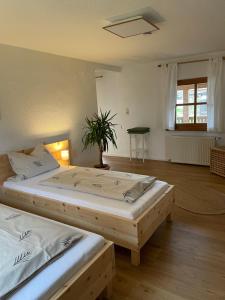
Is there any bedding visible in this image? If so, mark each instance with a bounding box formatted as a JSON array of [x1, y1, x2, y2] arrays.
[[10, 233, 104, 300], [7, 144, 59, 180], [4, 166, 169, 220], [0, 205, 105, 300], [0, 203, 83, 298], [39, 167, 156, 203]]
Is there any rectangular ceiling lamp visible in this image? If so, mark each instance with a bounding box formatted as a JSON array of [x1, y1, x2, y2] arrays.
[[103, 16, 159, 38]]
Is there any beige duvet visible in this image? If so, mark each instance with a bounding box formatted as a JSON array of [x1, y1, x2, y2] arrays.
[[39, 167, 156, 203], [0, 204, 83, 298]]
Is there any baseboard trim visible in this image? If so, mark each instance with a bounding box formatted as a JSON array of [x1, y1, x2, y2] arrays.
[[103, 154, 168, 162]]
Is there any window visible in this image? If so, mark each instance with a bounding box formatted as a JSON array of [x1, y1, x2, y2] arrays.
[[175, 77, 208, 131]]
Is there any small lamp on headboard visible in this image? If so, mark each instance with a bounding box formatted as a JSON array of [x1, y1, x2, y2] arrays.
[[45, 139, 70, 166], [61, 149, 69, 161]]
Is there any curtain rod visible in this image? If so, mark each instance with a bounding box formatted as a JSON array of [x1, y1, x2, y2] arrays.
[[157, 57, 225, 67]]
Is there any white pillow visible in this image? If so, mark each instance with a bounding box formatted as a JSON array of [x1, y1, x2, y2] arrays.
[[31, 144, 59, 169], [8, 144, 59, 179]]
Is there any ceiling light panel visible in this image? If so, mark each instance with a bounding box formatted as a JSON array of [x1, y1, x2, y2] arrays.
[[103, 16, 159, 38]]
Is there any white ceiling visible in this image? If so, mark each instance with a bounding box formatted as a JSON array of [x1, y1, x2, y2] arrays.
[[0, 0, 225, 66]]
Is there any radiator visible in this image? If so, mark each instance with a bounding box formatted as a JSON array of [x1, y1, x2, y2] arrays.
[[170, 136, 216, 166]]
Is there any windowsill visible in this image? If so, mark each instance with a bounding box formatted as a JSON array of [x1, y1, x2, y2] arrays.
[[175, 124, 207, 131], [174, 129, 207, 132], [165, 129, 207, 132]]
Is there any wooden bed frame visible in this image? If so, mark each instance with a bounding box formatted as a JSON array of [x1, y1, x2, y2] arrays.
[[50, 241, 114, 300], [1, 201, 114, 300], [0, 151, 175, 266]]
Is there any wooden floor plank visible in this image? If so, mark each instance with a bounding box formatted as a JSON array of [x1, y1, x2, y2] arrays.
[[104, 157, 225, 300]]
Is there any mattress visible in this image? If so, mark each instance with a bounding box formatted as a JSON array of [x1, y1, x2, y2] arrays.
[[5, 205, 105, 300], [4, 166, 169, 220]]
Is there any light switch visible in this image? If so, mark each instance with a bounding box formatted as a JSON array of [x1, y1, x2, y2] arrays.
[[126, 108, 130, 115]]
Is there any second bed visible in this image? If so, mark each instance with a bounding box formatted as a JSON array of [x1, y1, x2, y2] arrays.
[[0, 155, 174, 266], [0, 203, 114, 300]]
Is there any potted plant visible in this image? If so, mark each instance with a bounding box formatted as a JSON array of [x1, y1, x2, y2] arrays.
[[82, 110, 117, 169]]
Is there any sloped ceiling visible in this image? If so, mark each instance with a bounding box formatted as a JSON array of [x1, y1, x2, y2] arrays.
[[0, 0, 225, 65]]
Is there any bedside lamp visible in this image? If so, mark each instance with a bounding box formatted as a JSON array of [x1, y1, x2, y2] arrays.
[[61, 149, 69, 161]]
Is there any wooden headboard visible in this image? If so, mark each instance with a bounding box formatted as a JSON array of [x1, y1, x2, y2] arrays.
[[45, 139, 70, 166], [0, 139, 71, 185]]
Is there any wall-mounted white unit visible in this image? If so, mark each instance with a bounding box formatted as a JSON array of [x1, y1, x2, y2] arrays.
[[170, 136, 215, 166]]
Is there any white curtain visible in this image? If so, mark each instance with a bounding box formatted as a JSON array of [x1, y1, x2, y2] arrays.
[[207, 57, 224, 132], [161, 63, 177, 130]]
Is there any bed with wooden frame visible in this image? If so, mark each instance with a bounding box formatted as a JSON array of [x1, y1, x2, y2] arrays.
[[0, 202, 114, 300], [29, 240, 114, 300], [50, 241, 114, 300], [0, 143, 175, 266]]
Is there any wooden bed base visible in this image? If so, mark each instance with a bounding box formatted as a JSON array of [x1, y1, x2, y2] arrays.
[[0, 185, 174, 266], [50, 241, 114, 300], [1, 199, 114, 300]]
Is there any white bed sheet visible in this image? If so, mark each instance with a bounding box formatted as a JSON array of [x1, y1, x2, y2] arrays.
[[7, 206, 105, 300], [4, 166, 169, 220]]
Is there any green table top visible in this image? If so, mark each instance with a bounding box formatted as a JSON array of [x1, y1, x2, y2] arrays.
[[127, 127, 150, 134]]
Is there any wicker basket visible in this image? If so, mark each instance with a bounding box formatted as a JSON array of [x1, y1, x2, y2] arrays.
[[210, 147, 225, 177]]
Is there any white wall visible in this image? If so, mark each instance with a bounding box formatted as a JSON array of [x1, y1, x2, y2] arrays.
[[0, 44, 103, 165], [96, 61, 225, 161]]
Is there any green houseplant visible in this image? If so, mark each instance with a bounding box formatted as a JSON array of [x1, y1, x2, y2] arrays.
[[82, 110, 117, 169]]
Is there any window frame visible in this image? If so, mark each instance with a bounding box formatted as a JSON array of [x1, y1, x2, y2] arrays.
[[175, 77, 208, 131]]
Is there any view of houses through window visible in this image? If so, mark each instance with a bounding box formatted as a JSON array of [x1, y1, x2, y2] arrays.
[[176, 77, 208, 130]]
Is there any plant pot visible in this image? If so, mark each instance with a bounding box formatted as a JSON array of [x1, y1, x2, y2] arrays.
[[94, 164, 110, 170]]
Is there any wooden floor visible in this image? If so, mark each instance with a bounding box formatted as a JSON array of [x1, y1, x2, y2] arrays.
[[104, 156, 225, 300]]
